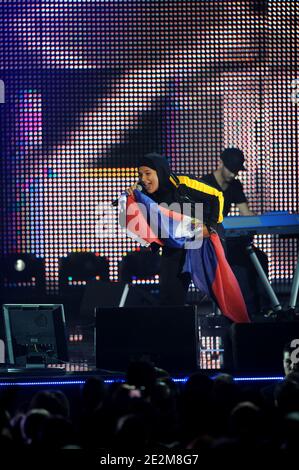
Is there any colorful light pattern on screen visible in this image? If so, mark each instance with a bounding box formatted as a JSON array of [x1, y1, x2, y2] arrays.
[[0, 0, 298, 296]]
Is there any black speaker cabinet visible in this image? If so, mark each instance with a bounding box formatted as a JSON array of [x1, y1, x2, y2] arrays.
[[80, 280, 157, 318], [95, 306, 199, 374], [231, 321, 299, 374]]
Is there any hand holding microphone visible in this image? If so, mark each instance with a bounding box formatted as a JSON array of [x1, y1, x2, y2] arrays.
[[111, 181, 143, 207], [125, 181, 141, 196]]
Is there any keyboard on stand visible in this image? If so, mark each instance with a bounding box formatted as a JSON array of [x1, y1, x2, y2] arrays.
[[222, 211, 299, 314], [223, 211, 299, 237]]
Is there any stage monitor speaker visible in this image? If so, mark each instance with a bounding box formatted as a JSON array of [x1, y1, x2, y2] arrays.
[[95, 306, 199, 374], [80, 280, 158, 318], [231, 321, 299, 374]]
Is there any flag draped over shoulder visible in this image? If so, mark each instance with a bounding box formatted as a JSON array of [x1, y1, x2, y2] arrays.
[[124, 190, 250, 323]]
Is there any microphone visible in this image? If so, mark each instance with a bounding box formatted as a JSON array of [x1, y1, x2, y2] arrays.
[[111, 182, 143, 207]]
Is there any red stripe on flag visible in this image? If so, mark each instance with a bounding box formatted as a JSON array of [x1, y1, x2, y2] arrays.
[[126, 195, 163, 245], [210, 233, 250, 323]]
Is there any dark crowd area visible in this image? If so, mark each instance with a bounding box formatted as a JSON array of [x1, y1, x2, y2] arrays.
[[1, 361, 299, 462]]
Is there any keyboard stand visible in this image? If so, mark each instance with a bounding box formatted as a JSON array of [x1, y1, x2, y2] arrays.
[[119, 283, 130, 307], [289, 253, 299, 311], [246, 243, 282, 312]]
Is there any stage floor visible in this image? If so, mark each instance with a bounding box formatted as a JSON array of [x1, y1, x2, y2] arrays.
[[0, 367, 285, 386], [2, 316, 297, 380]]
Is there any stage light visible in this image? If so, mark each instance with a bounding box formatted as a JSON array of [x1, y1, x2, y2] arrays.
[[14, 259, 26, 272], [119, 249, 161, 283], [59, 252, 110, 291], [0, 253, 45, 290]]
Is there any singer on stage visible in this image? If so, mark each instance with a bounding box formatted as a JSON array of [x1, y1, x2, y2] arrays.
[[126, 153, 224, 306]]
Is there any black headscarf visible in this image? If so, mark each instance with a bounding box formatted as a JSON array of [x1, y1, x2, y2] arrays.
[[138, 153, 175, 203]]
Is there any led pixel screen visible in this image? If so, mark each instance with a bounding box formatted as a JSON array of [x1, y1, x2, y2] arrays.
[[0, 1, 298, 293]]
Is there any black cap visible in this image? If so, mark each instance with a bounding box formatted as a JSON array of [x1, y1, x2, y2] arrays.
[[220, 148, 246, 173]]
